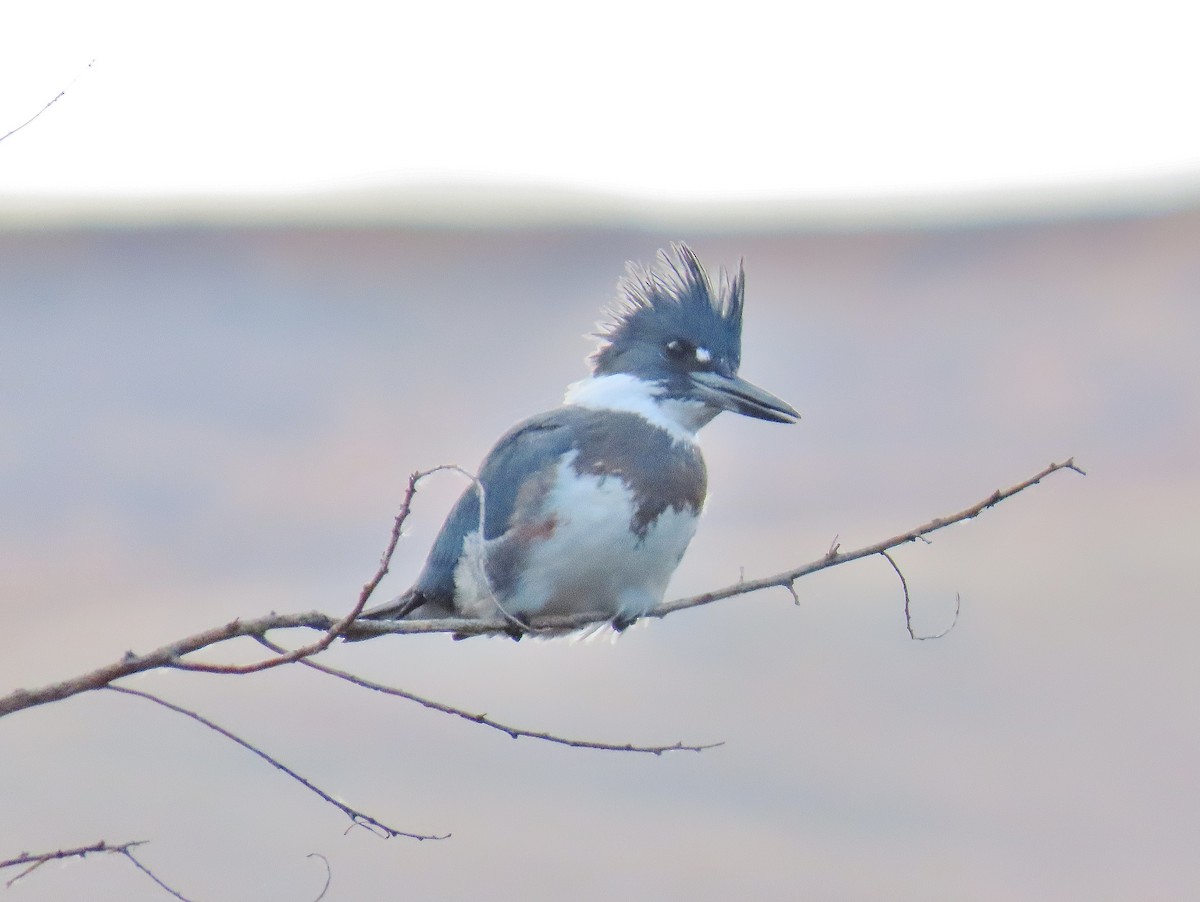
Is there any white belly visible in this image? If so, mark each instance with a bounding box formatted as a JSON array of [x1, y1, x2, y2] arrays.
[[453, 458, 701, 624]]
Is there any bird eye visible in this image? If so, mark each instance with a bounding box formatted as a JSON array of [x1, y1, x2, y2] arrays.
[[665, 338, 696, 361], [665, 339, 714, 368]]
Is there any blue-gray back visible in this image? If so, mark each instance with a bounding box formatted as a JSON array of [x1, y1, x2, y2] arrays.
[[413, 406, 707, 606]]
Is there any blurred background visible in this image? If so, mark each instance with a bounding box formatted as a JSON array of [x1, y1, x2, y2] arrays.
[[2, 2, 1198, 900]]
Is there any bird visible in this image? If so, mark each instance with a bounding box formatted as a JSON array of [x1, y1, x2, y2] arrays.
[[361, 242, 798, 635]]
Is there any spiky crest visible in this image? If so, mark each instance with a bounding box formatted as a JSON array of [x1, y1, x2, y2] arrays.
[[590, 243, 745, 375]]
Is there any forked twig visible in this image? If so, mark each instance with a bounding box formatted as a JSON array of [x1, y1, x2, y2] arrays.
[[1, 840, 192, 900]]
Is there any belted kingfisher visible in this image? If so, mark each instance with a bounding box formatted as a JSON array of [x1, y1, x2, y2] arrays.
[[363, 243, 798, 634]]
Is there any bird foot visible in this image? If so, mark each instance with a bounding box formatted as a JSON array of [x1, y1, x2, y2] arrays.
[[611, 614, 639, 632]]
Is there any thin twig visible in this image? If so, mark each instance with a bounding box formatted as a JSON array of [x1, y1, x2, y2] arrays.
[[119, 845, 195, 901], [879, 550, 916, 638], [105, 685, 447, 841], [879, 549, 955, 640], [255, 636, 720, 755], [930, 593, 962, 641], [169, 468, 438, 675], [1, 842, 137, 877], [2, 840, 192, 899], [356, 465, 537, 633], [2, 841, 141, 887], [783, 579, 800, 605], [0, 59, 95, 144], [307, 853, 332, 902]]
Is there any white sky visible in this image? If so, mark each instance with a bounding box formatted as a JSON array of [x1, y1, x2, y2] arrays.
[[1, 0, 1198, 202]]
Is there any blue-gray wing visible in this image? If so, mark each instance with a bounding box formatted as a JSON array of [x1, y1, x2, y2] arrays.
[[412, 410, 580, 607]]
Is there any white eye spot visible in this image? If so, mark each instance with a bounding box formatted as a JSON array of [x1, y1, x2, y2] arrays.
[[695, 346, 712, 364]]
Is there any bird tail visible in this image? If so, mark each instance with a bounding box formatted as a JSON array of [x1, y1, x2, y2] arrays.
[[343, 588, 455, 641], [359, 587, 426, 621]]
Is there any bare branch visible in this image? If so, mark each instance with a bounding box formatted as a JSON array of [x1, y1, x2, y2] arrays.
[[0, 457, 1082, 894], [0, 468, 442, 718], [350, 457, 1086, 637], [0, 610, 332, 719], [649, 457, 1085, 621], [255, 636, 720, 755], [2, 840, 193, 900], [0, 458, 1084, 720], [0, 59, 95, 144], [3, 841, 138, 887], [105, 685, 447, 841]]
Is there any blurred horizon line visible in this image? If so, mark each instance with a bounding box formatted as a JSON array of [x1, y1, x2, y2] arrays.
[[2, 171, 1199, 232]]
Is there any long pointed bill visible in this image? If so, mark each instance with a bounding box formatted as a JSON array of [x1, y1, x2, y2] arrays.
[[690, 371, 800, 424]]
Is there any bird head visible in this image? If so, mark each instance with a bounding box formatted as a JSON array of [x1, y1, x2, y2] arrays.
[[589, 243, 798, 426]]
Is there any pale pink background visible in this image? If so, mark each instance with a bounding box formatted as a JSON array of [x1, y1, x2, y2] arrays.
[[2, 209, 1197, 899]]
